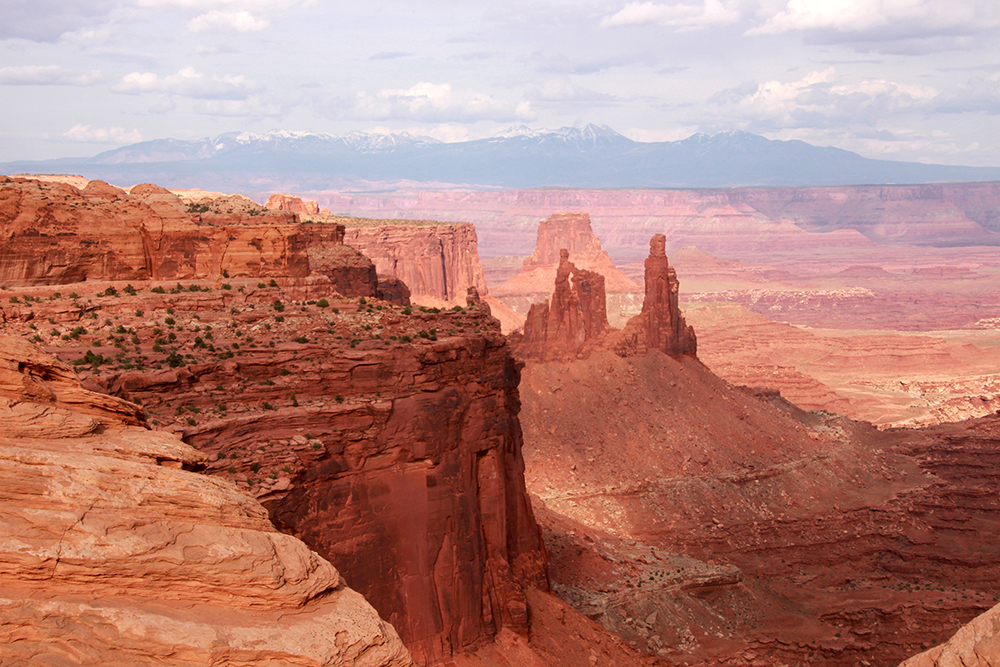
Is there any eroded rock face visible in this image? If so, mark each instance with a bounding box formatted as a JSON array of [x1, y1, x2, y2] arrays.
[[521, 249, 609, 360], [0, 333, 415, 667], [493, 212, 640, 327], [0, 277, 549, 666], [613, 234, 697, 358], [521, 236, 694, 361], [266, 192, 321, 215], [0, 177, 363, 287], [900, 602, 1000, 667], [342, 223, 489, 306]]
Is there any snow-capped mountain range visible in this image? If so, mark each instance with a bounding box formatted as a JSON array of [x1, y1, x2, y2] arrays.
[[4, 124, 999, 192]]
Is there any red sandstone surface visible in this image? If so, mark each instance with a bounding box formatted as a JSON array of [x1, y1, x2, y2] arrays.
[[0, 333, 415, 666], [519, 351, 1000, 666], [6, 175, 1000, 667], [684, 301, 1000, 426]]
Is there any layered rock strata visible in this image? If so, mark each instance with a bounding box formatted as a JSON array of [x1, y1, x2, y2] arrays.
[[0, 278, 548, 666], [0, 333, 415, 667], [0, 177, 385, 299], [342, 222, 489, 305]]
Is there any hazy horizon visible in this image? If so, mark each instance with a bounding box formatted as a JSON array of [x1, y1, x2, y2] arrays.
[[2, 1, 1000, 168]]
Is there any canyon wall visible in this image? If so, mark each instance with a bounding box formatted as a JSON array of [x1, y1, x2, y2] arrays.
[[342, 222, 489, 305], [0, 177, 362, 286], [0, 272, 549, 665], [315, 184, 1000, 264], [0, 333, 415, 666]]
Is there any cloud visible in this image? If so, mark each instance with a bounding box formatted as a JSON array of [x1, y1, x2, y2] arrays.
[[188, 10, 269, 32], [935, 73, 1000, 114], [115, 67, 259, 100], [531, 79, 617, 103], [63, 124, 143, 143], [193, 96, 285, 116], [353, 82, 534, 123], [0, 66, 102, 86], [746, 0, 1000, 51], [0, 0, 124, 42], [601, 0, 741, 29], [368, 51, 414, 61], [708, 68, 939, 130]]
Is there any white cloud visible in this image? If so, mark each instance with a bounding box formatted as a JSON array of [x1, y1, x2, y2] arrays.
[[194, 96, 284, 116], [748, 0, 985, 34], [531, 79, 617, 103], [0, 65, 102, 86], [601, 0, 741, 29], [709, 68, 939, 130], [354, 82, 534, 123], [188, 10, 269, 32], [935, 72, 1000, 115], [114, 67, 259, 99], [63, 124, 143, 143]]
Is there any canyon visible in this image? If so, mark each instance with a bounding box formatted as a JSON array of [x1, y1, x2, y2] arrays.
[[4, 174, 1000, 666]]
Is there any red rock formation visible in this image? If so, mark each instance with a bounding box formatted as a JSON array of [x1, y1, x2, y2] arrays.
[[266, 192, 321, 215], [342, 222, 489, 305], [493, 212, 640, 327], [521, 249, 609, 360], [899, 602, 1000, 666], [522, 235, 694, 361], [0, 332, 415, 667], [0, 177, 386, 297], [0, 276, 548, 666], [616, 233, 697, 357]]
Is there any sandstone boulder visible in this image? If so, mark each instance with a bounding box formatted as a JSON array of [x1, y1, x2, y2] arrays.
[[0, 333, 415, 667]]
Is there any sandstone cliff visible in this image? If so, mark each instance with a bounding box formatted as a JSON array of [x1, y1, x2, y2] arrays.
[[900, 601, 1000, 667], [0, 177, 378, 296], [342, 221, 488, 305], [0, 332, 415, 667], [0, 276, 548, 666], [266, 192, 322, 215]]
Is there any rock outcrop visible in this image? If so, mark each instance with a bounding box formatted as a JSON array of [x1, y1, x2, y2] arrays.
[[900, 602, 1000, 667], [342, 222, 489, 306], [266, 192, 322, 215], [520, 235, 694, 361], [493, 212, 641, 327], [0, 275, 548, 666], [0, 178, 380, 293], [521, 249, 609, 360], [0, 332, 415, 667], [612, 234, 697, 358]]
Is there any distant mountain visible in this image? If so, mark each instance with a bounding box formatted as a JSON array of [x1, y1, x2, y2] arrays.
[[3, 125, 999, 193]]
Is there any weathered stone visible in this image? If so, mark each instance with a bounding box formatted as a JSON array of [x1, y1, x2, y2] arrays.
[[0, 333, 416, 667]]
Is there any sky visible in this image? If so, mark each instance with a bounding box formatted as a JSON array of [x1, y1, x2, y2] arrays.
[[2, 0, 1000, 166]]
